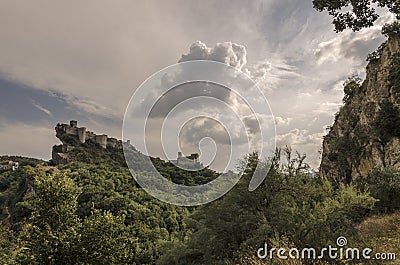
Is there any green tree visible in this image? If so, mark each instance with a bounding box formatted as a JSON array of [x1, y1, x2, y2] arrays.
[[18, 171, 136, 264], [158, 150, 376, 265], [356, 168, 400, 213], [372, 100, 400, 142], [0, 220, 22, 264], [21, 172, 81, 265], [343, 75, 361, 103], [312, 0, 400, 32], [77, 209, 135, 264]]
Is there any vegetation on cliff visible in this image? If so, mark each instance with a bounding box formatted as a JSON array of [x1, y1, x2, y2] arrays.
[[320, 23, 400, 183]]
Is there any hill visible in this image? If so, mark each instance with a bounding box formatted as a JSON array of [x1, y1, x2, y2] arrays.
[[0, 120, 220, 264]]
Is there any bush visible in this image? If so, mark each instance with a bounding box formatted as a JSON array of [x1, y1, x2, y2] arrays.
[[372, 100, 400, 142], [343, 75, 362, 103], [356, 168, 400, 213], [382, 21, 400, 38], [158, 150, 376, 264]]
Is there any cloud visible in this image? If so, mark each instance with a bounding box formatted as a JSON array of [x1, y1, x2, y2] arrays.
[[0, 0, 392, 170], [137, 40, 262, 120], [275, 116, 292, 126], [145, 82, 232, 118], [0, 122, 57, 159], [277, 129, 322, 146], [180, 117, 233, 146], [312, 102, 343, 115], [276, 128, 325, 168], [179, 41, 247, 70], [30, 99, 53, 117], [315, 13, 395, 64]]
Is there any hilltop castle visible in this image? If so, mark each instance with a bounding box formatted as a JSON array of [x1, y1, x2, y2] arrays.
[[52, 120, 129, 164], [54, 120, 121, 148], [170, 152, 202, 169]]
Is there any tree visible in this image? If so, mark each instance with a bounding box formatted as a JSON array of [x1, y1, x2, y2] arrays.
[[372, 100, 400, 142], [0, 220, 21, 264], [356, 168, 400, 212], [343, 75, 361, 103], [77, 209, 135, 264], [21, 172, 81, 265], [312, 0, 400, 32], [158, 150, 376, 264], [19, 172, 135, 264]]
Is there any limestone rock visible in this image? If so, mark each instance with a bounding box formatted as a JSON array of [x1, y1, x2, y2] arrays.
[[320, 35, 400, 183]]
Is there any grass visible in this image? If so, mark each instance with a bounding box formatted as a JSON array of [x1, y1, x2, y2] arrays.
[[356, 212, 400, 264]]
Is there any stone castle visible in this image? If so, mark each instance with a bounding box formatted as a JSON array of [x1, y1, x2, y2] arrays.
[[170, 152, 202, 169], [52, 120, 129, 164], [52, 120, 201, 168], [54, 120, 123, 148]]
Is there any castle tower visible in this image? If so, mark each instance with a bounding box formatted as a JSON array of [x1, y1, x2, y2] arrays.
[[94, 134, 107, 148], [77, 127, 87, 143], [70, 120, 78, 128]]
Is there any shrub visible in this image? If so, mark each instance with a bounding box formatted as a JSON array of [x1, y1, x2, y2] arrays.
[[343, 75, 362, 103], [372, 100, 400, 142], [382, 21, 400, 38], [356, 168, 400, 213]]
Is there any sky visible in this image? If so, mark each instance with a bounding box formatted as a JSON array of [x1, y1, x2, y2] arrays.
[[0, 0, 395, 169]]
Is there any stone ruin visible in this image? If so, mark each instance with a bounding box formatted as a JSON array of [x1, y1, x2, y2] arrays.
[[52, 120, 128, 164]]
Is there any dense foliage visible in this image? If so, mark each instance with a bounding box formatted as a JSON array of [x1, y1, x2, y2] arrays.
[[312, 0, 400, 32], [372, 100, 400, 142], [0, 163, 191, 264], [0, 146, 387, 264], [382, 21, 400, 37], [356, 168, 400, 213], [157, 150, 376, 265], [343, 75, 362, 104]]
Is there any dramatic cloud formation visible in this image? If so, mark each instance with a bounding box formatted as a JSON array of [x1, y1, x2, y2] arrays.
[[179, 41, 248, 70], [0, 0, 392, 169], [315, 13, 395, 64]]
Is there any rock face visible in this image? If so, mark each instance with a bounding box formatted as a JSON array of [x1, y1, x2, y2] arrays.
[[320, 35, 400, 183]]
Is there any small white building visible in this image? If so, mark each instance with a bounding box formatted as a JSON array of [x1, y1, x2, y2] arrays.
[[0, 160, 19, 171]]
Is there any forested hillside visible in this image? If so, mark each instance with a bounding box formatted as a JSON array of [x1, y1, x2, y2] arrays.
[[0, 120, 227, 264]]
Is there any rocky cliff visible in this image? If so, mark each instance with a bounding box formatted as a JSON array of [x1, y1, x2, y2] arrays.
[[320, 34, 400, 183]]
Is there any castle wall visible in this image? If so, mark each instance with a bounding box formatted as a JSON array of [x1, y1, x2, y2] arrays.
[[70, 120, 78, 128], [94, 134, 107, 148], [86, 131, 96, 140], [64, 126, 77, 135], [52, 145, 69, 165], [62, 144, 74, 152], [57, 120, 117, 149], [77, 127, 86, 143]]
